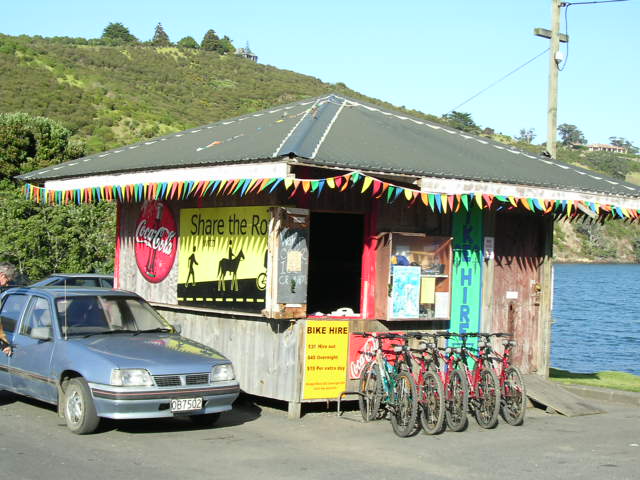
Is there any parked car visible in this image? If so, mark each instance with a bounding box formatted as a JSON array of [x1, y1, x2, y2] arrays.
[[0, 286, 239, 434], [31, 273, 114, 288]]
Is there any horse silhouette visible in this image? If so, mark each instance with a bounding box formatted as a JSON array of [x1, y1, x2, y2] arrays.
[[217, 250, 245, 291]]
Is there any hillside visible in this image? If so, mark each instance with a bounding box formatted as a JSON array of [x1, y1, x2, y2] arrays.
[[1, 33, 639, 267]]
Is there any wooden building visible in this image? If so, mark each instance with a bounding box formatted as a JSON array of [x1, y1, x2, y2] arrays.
[[19, 94, 640, 417]]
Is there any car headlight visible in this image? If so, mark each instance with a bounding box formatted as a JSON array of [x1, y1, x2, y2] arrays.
[[110, 368, 154, 387], [211, 364, 235, 382]]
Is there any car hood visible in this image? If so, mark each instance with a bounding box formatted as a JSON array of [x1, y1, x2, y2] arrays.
[[70, 333, 229, 374]]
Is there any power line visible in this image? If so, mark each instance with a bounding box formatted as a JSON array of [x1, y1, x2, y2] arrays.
[[563, 0, 629, 5], [445, 48, 549, 115]]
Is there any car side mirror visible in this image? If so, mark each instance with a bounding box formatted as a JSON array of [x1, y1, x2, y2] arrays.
[[31, 327, 52, 341]]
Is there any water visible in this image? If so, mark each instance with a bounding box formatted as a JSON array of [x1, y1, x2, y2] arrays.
[[552, 263, 640, 376]]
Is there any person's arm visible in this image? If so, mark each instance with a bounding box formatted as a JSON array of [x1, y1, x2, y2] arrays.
[[0, 322, 12, 355]]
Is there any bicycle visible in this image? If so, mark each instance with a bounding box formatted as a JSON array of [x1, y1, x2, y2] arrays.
[[355, 332, 418, 438], [456, 333, 501, 429], [400, 333, 445, 435], [485, 332, 527, 426]]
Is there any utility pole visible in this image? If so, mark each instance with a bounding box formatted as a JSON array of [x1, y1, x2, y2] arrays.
[[535, 1, 566, 159]]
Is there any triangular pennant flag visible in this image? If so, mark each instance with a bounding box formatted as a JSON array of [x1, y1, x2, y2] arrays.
[[327, 177, 336, 189], [351, 172, 361, 185], [302, 181, 311, 193], [461, 194, 469, 211], [447, 194, 454, 211], [334, 176, 344, 189], [420, 193, 430, 207], [386, 186, 395, 202], [371, 180, 382, 197], [434, 194, 442, 212], [404, 188, 414, 202], [482, 194, 493, 210], [428, 193, 436, 211], [232, 179, 246, 195], [316, 180, 325, 195], [475, 192, 483, 210], [441, 194, 448, 213], [310, 180, 319, 192], [361, 176, 373, 193], [284, 178, 294, 190], [268, 178, 283, 193]]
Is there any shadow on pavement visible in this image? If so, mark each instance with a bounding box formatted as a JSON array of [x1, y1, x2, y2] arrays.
[[102, 392, 263, 434]]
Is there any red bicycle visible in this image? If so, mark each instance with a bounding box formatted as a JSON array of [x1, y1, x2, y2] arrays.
[[484, 332, 527, 426], [456, 333, 501, 429]]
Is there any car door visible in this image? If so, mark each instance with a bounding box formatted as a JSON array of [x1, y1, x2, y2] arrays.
[[9, 295, 57, 403], [0, 293, 29, 390]]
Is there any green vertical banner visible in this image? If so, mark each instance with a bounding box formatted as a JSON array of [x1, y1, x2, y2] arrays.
[[449, 205, 483, 350]]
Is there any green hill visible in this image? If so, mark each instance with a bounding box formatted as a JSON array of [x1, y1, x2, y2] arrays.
[[0, 33, 639, 276]]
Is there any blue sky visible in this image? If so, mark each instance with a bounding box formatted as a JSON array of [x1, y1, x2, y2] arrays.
[[1, 0, 638, 146]]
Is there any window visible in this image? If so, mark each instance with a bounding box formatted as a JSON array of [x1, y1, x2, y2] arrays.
[[20, 297, 52, 337], [0, 294, 29, 334]]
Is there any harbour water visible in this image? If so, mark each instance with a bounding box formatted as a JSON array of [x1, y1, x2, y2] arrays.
[[551, 263, 640, 376]]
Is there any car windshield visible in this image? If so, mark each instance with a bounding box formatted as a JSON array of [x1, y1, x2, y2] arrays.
[[56, 296, 173, 336]]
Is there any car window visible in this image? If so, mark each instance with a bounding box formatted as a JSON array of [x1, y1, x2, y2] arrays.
[[0, 294, 29, 334], [57, 296, 109, 334], [20, 297, 53, 337], [56, 296, 171, 335], [100, 278, 114, 288]]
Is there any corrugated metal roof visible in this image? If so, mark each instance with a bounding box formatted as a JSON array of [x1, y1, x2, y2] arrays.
[[18, 94, 640, 200]]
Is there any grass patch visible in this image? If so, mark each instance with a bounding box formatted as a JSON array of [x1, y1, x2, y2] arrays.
[[550, 368, 640, 393]]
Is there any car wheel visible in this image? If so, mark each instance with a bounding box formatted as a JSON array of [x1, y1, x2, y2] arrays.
[[64, 377, 100, 434], [189, 413, 221, 427]]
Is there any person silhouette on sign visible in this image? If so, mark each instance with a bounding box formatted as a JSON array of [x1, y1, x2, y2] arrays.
[[228, 240, 235, 261], [186, 246, 198, 287]]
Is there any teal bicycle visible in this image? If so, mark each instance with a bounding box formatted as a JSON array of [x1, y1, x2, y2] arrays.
[[355, 332, 418, 438]]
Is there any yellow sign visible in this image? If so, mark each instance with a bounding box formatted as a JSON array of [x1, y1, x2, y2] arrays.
[[303, 321, 349, 400], [178, 206, 270, 311]]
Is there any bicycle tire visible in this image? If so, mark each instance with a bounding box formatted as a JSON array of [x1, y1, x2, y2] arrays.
[[500, 366, 526, 426], [389, 371, 418, 438], [473, 367, 501, 429], [419, 370, 445, 435], [445, 369, 468, 432], [358, 361, 382, 422]]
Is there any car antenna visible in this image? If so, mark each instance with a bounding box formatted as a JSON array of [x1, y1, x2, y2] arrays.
[[63, 278, 68, 340]]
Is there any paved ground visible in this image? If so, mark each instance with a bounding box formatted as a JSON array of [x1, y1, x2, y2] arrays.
[[0, 390, 638, 480]]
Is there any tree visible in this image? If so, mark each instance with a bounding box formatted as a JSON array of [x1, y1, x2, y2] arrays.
[[609, 137, 637, 154], [442, 111, 480, 134], [101, 22, 138, 44], [0, 113, 84, 181], [516, 128, 536, 144], [557, 123, 586, 146], [151, 22, 171, 47], [177, 36, 199, 49], [201, 29, 220, 51], [216, 35, 234, 54]]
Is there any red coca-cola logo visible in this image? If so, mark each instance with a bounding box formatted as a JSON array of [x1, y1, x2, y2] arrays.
[[348, 332, 405, 379], [134, 201, 177, 283]]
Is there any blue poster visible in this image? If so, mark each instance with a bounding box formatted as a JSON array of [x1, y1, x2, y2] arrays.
[[390, 265, 421, 319]]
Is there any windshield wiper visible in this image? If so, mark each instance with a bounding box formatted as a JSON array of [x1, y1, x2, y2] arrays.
[[133, 327, 173, 336], [82, 329, 135, 338]]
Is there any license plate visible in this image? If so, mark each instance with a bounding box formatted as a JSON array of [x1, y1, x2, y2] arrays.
[[170, 397, 203, 412]]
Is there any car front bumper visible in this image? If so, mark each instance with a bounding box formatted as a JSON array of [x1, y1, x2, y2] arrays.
[[88, 381, 240, 419]]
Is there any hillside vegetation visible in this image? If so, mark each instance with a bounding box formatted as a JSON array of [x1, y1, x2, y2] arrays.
[[0, 33, 639, 282]]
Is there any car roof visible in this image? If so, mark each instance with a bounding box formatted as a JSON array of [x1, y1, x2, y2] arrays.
[[0, 286, 139, 301]]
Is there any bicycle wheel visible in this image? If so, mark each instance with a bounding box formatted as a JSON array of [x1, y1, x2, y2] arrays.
[[500, 366, 526, 426], [389, 371, 418, 438], [445, 369, 468, 432], [473, 367, 501, 429], [358, 361, 382, 422], [419, 370, 445, 435]]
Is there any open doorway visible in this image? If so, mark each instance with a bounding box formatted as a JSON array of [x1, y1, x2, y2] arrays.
[[307, 212, 364, 315]]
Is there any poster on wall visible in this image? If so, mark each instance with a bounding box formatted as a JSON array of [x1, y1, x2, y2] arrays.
[[134, 201, 178, 283], [390, 265, 420, 319], [177, 206, 270, 312], [348, 332, 405, 380], [303, 321, 349, 400]]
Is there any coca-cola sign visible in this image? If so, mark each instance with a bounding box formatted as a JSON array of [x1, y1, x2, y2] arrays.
[[135, 201, 177, 283], [348, 332, 405, 380]]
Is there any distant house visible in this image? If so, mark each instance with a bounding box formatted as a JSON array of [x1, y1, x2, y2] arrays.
[[236, 42, 258, 62], [587, 143, 628, 154]]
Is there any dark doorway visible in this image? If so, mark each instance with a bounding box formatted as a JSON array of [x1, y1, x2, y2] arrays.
[[307, 213, 364, 315]]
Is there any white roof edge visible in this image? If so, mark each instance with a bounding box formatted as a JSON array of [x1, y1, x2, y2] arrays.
[[419, 177, 640, 210], [44, 163, 290, 191]]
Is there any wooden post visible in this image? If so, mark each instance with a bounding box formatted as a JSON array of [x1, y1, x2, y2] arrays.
[[538, 216, 555, 377]]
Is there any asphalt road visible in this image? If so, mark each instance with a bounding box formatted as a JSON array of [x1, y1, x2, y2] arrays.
[[1, 390, 638, 480]]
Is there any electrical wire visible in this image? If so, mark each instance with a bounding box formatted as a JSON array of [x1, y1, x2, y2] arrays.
[[559, 0, 629, 71], [445, 48, 549, 115]]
